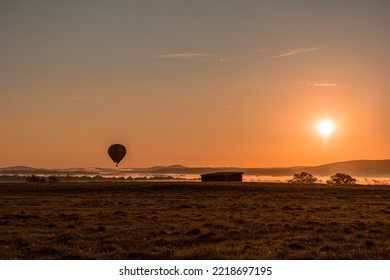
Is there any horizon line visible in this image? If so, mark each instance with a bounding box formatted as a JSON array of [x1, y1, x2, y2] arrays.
[[1, 158, 389, 170]]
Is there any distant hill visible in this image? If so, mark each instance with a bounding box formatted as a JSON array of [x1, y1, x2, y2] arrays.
[[303, 159, 390, 177], [1, 159, 389, 177], [0, 166, 41, 172], [127, 160, 390, 177], [245, 160, 390, 177]]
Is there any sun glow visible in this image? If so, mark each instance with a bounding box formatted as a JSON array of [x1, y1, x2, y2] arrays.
[[317, 119, 335, 137]]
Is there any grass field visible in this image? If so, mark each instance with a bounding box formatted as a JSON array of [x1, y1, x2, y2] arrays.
[[0, 181, 389, 259]]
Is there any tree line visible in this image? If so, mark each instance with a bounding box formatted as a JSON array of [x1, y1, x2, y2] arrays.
[[25, 172, 358, 185], [288, 172, 357, 185]]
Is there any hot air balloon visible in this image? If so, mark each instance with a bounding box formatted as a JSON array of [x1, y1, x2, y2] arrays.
[[108, 144, 126, 167]]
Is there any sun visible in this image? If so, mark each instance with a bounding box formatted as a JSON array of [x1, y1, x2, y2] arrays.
[[317, 119, 335, 137]]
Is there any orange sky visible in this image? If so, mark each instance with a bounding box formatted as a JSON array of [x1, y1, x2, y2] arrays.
[[1, 1, 389, 168]]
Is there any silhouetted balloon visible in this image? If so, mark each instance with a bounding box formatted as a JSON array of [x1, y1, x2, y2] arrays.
[[108, 144, 126, 167]]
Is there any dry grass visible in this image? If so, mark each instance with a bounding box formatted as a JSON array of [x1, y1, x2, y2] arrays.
[[0, 181, 389, 259]]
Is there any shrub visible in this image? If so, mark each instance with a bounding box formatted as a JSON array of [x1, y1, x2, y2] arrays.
[[288, 172, 318, 184], [327, 173, 357, 185], [48, 176, 59, 182]]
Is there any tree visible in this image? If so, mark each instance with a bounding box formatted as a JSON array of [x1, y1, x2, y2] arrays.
[[288, 172, 318, 184], [327, 173, 356, 185]]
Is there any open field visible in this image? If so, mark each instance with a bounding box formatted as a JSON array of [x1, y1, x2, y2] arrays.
[[0, 181, 389, 259]]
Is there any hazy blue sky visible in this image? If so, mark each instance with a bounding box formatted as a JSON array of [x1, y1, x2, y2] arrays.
[[1, 0, 389, 168]]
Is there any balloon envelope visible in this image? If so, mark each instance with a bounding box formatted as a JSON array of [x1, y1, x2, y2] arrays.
[[108, 144, 126, 167]]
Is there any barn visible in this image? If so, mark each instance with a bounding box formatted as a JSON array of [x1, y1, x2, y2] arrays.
[[201, 172, 244, 182]]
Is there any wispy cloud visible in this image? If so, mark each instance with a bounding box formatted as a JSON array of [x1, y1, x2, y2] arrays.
[[306, 83, 338, 87], [156, 52, 228, 62], [275, 47, 322, 58], [156, 53, 214, 58]]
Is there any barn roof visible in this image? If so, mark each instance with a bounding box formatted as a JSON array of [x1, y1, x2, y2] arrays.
[[201, 172, 244, 176]]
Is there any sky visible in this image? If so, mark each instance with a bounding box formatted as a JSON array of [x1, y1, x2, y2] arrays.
[[1, 0, 389, 168]]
